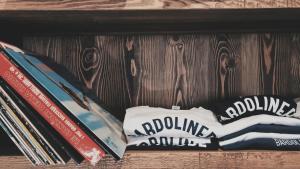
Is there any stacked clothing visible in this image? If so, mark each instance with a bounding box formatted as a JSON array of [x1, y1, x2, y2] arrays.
[[209, 95, 300, 150], [123, 95, 300, 150], [123, 106, 221, 150]]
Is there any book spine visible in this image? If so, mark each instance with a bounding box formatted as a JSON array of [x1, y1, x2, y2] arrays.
[[0, 53, 105, 165]]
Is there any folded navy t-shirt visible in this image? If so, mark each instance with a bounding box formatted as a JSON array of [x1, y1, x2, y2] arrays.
[[208, 95, 300, 124], [220, 133, 300, 150], [219, 124, 300, 141]]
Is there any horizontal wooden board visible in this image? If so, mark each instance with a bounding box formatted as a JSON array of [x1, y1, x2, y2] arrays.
[[1, 0, 300, 10], [1, 150, 300, 169], [0, 0, 245, 10], [245, 0, 288, 8], [1, 9, 300, 32]]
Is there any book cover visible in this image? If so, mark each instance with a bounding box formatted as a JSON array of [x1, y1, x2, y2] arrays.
[[0, 48, 105, 165], [0, 85, 70, 164], [0, 105, 38, 165], [0, 104, 41, 165], [23, 52, 126, 159], [0, 81, 76, 164], [0, 93, 52, 165], [0, 42, 126, 159]]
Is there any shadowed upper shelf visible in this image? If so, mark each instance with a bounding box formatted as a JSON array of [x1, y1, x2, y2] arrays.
[[1, 8, 300, 33], [0, 1, 300, 32]]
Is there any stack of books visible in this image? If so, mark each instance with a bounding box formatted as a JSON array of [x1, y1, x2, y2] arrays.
[[0, 42, 127, 166]]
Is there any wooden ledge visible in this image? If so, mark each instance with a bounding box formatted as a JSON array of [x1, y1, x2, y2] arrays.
[[0, 0, 299, 10], [1, 150, 300, 169], [1, 8, 300, 33], [1, 1, 300, 33]]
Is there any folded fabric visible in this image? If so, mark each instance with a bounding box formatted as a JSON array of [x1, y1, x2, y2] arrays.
[[126, 145, 218, 150], [220, 124, 300, 140], [207, 95, 300, 124], [127, 136, 212, 148], [124, 105, 300, 151], [123, 106, 220, 139], [215, 114, 300, 138], [220, 132, 300, 150], [124, 107, 300, 139]]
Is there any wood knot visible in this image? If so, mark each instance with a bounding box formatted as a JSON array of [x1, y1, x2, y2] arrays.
[[80, 47, 101, 89], [227, 58, 236, 69], [131, 59, 137, 77], [169, 36, 183, 47], [220, 55, 236, 75], [126, 38, 135, 60], [173, 35, 179, 41], [177, 43, 184, 49], [81, 47, 100, 70], [126, 38, 134, 51]]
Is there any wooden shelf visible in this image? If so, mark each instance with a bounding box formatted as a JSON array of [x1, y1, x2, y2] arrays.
[[1, 150, 300, 169], [0, 0, 300, 10], [1, 1, 300, 169], [1, 6, 300, 33]]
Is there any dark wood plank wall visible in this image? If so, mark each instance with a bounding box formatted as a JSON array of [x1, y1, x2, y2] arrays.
[[22, 33, 300, 120]]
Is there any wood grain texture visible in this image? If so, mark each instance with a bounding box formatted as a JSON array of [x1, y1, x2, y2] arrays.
[[22, 33, 300, 119], [258, 33, 292, 95], [0, 0, 243, 10], [2, 0, 300, 10], [128, 35, 212, 108], [23, 36, 130, 120], [290, 34, 300, 96], [0, 0, 244, 10], [245, 0, 288, 8], [1, 151, 300, 169], [288, 0, 300, 7], [209, 33, 263, 99], [208, 33, 242, 100], [241, 34, 262, 95]]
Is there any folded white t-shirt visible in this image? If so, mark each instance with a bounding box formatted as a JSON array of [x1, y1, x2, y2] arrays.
[[127, 136, 212, 148], [123, 106, 220, 139]]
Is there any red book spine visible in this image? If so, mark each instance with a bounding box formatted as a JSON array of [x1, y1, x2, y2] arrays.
[[0, 53, 105, 165]]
